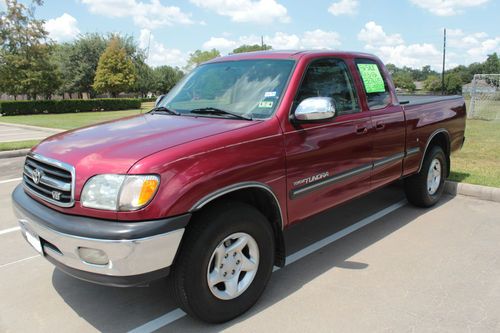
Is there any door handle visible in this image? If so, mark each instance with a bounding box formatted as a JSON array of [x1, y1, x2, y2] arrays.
[[375, 122, 386, 130], [356, 126, 368, 135]]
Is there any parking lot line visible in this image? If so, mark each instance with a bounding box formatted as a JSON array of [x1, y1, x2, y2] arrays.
[[0, 177, 22, 185], [0, 226, 20, 236], [128, 199, 407, 332], [0, 254, 40, 269]]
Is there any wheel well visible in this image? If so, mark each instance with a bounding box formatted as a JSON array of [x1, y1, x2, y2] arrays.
[[193, 187, 286, 267], [425, 131, 451, 176]]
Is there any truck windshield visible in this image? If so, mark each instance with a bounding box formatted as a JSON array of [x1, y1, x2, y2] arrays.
[[160, 59, 295, 120]]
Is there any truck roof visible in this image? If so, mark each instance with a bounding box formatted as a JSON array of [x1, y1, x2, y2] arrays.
[[206, 50, 377, 63]]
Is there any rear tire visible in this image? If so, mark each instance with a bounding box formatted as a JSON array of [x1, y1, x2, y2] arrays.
[[170, 201, 275, 323], [404, 146, 447, 207]]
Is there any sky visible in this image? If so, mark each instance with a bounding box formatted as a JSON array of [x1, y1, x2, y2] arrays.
[[17, 0, 500, 70]]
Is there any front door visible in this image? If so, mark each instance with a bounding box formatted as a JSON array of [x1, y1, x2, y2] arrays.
[[284, 58, 373, 224]]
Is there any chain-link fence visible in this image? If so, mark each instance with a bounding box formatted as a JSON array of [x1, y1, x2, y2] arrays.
[[463, 74, 500, 120]]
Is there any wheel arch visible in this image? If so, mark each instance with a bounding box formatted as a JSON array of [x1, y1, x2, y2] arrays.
[[189, 182, 286, 267], [418, 128, 451, 176]]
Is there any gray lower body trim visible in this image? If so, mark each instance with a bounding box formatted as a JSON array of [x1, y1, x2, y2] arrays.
[[405, 147, 420, 156], [290, 164, 372, 199], [290, 151, 412, 199]]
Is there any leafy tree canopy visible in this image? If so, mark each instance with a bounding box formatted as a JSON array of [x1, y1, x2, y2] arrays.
[[93, 38, 137, 97], [232, 44, 272, 54], [185, 49, 220, 71]]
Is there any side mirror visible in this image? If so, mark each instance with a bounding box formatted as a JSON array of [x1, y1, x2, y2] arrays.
[[294, 97, 336, 122], [154, 95, 166, 107]]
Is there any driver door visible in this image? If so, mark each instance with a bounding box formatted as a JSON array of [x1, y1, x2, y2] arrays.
[[284, 58, 374, 224]]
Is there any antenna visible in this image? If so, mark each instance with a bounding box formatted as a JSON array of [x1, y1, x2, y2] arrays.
[[441, 28, 446, 95]]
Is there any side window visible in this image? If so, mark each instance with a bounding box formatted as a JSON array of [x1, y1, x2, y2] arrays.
[[295, 58, 359, 115], [355, 59, 391, 110]]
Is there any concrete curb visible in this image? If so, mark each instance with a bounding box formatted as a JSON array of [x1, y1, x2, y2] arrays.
[[0, 122, 64, 133], [0, 148, 31, 159], [444, 180, 500, 203]]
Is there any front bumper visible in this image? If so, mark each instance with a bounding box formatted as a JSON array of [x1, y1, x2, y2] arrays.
[[12, 185, 190, 287]]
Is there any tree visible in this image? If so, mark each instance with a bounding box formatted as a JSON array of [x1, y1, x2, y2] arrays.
[[133, 60, 155, 97], [0, 0, 61, 99], [55, 34, 107, 98], [154, 65, 184, 94], [392, 72, 416, 92], [185, 49, 220, 71], [232, 44, 272, 54], [93, 38, 137, 97], [482, 53, 500, 74], [0, 0, 46, 52], [423, 75, 441, 92], [443, 72, 463, 94]]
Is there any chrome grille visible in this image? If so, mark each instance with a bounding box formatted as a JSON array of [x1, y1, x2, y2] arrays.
[[23, 153, 75, 207]]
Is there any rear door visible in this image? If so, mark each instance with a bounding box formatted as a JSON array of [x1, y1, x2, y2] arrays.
[[354, 58, 406, 190], [284, 57, 373, 224]]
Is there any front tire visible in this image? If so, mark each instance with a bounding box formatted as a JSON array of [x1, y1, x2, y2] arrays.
[[404, 146, 447, 207], [170, 201, 275, 323]]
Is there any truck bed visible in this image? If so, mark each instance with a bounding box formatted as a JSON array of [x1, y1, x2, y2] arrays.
[[397, 95, 463, 106]]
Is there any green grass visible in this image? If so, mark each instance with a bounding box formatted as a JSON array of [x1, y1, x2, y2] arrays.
[[449, 119, 500, 188], [0, 102, 154, 130], [0, 139, 40, 152]]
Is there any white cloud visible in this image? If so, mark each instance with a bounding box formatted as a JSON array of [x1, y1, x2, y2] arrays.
[[302, 29, 341, 49], [467, 37, 500, 60], [82, 0, 194, 29], [446, 29, 499, 62], [409, 0, 490, 16], [202, 37, 237, 50], [189, 0, 290, 24], [358, 21, 404, 47], [357, 21, 443, 69], [328, 0, 358, 16], [377, 43, 442, 69], [44, 13, 80, 42], [139, 29, 187, 67], [202, 29, 341, 53]]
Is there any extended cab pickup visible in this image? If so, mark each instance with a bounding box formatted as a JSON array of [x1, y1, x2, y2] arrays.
[[12, 51, 466, 323]]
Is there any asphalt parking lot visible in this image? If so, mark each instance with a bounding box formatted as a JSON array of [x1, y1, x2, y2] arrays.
[[1, 156, 499, 332]]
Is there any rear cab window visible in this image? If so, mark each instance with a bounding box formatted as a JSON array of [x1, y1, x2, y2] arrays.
[[355, 58, 391, 110]]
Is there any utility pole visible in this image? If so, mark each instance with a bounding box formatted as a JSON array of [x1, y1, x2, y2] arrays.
[[261, 35, 264, 48], [147, 31, 152, 63], [441, 28, 446, 95]]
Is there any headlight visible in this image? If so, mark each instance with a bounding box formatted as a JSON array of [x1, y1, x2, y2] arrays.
[[81, 174, 160, 211]]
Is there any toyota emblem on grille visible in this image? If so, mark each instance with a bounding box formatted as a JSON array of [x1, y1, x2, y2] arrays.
[[32, 169, 42, 184]]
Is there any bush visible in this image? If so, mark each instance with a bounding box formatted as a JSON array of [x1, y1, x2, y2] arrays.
[[139, 97, 157, 102], [0, 98, 141, 116]]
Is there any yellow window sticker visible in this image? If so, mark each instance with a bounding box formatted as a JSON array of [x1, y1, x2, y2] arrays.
[[258, 101, 273, 108], [357, 63, 386, 93]]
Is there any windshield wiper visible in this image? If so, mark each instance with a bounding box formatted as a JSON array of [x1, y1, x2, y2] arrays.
[[150, 106, 180, 116], [190, 107, 252, 121]]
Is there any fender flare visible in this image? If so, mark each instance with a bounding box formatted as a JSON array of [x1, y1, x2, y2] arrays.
[[189, 181, 284, 230], [417, 128, 451, 174]]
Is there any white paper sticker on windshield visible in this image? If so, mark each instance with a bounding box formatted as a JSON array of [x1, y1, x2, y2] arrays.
[[264, 91, 277, 97], [258, 101, 273, 108]]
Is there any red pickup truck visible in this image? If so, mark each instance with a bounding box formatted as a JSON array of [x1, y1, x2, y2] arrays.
[[13, 50, 466, 323]]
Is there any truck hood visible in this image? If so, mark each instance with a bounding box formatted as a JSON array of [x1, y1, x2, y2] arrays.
[[33, 113, 257, 174]]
